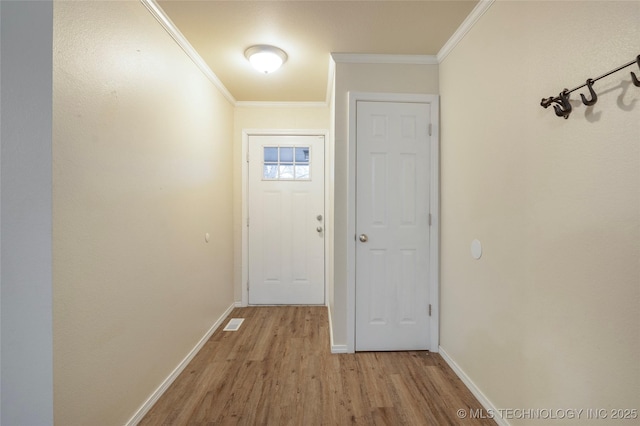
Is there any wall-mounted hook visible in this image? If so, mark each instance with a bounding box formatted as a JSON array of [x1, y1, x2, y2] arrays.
[[580, 79, 598, 106], [553, 89, 572, 119], [540, 96, 555, 108], [631, 55, 640, 87], [541, 54, 639, 119]]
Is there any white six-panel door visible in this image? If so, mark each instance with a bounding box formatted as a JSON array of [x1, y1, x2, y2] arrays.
[[355, 101, 431, 351], [248, 135, 325, 305]]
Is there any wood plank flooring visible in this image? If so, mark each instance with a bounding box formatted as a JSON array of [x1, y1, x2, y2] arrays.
[[140, 306, 495, 425]]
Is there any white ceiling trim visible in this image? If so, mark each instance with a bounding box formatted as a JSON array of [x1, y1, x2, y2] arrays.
[[325, 56, 336, 106], [331, 53, 438, 65], [235, 101, 329, 108], [437, 0, 495, 63], [140, 0, 237, 105]]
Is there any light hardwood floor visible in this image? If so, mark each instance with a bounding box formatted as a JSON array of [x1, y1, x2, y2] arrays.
[[140, 306, 496, 425]]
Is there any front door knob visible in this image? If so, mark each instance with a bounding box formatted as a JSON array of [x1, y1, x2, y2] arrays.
[[359, 234, 368, 243]]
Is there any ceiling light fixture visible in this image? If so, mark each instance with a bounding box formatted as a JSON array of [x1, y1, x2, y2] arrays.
[[244, 45, 288, 74]]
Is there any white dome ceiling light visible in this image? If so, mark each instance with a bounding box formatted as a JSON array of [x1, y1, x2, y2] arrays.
[[244, 45, 288, 74]]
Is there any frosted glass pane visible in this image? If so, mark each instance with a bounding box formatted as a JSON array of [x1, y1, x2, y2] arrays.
[[263, 164, 278, 179], [280, 147, 293, 162], [264, 147, 278, 162], [279, 165, 294, 179], [295, 165, 310, 179], [295, 147, 310, 163]]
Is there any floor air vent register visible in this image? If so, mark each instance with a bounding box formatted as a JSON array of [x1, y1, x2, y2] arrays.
[[223, 318, 245, 331]]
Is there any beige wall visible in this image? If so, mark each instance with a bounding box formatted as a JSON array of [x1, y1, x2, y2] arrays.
[[439, 0, 639, 421], [331, 62, 439, 345], [232, 105, 330, 303], [328, 70, 337, 324], [53, 2, 234, 424]]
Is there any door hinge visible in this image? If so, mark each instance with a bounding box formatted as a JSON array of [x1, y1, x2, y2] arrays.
[[428, 123, 432, 136], [247, 280, 250, 291], [429, 304, 432, 316], [246, 151, 249, 163], [428, 213, 432, 226], [247, 217, 250, 227]]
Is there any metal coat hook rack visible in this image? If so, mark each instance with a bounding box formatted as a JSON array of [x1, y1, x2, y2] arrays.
[[541, 54, 640, 119]]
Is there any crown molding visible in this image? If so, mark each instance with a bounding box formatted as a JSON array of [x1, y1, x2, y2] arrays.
[[437, 0, 495, 63], [331, 53, 438, 65], [235, 101, 329, 108], [325, 55, 336, 106], [140, 0, 236, 105]]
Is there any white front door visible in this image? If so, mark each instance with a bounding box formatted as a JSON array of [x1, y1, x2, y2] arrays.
[[355, 101, 431, 351], [248, 135, 325, 305]]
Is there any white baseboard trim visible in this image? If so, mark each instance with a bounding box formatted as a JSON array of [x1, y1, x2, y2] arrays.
[[331, 344, 348, 354], [234, 301, 243, 307], [439, 346, 509, 426], [327, 305, 348, 354], [125, 302, 236, 426]]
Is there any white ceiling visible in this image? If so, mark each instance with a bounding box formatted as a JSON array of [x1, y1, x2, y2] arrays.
[[156, 0, 478, 103]]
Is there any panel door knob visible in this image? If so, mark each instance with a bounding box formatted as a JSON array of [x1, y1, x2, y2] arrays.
[[317, 226, 323, 233], [359, 234, 368, 243]]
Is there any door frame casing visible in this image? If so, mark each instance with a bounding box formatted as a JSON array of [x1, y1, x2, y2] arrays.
[[241, 129, 330, 307], [347, 92, 440, 353]]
